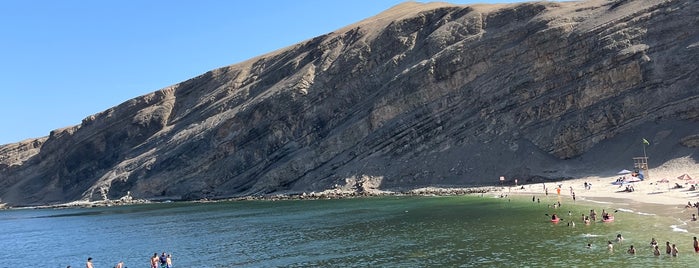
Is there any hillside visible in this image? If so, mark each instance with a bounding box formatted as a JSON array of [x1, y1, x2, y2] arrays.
[[1, 0, 698, 206]]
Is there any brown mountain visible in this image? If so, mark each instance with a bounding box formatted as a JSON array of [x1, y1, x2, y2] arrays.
[[1, 0, 698, 206]]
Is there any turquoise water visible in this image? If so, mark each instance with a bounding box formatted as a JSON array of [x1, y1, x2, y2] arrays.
[[1, 195, 698, 267]]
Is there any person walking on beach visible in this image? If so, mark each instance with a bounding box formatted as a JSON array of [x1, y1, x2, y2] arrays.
[[86, 257, 94, 268], [693, 237, 699, 253]]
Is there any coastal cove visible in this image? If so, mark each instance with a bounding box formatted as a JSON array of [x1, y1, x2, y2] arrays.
[[2, 193, 698, 267]]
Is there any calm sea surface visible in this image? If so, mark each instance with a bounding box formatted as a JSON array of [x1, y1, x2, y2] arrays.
[[1, 194, 698, 267]]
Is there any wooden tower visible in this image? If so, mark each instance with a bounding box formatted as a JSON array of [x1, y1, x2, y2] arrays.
[[633, 157, 649, 180]]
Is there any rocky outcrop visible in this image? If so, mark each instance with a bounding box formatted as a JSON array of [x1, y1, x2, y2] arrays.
[[1, 0, 698, 206]]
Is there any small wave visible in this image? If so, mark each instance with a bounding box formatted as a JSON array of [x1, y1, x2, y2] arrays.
[[614, 208, 656, 216], [581, 233, 602, 237], [583, 199, 612, 204], [670, 225, 688, 233], [616, 208, 634, 213]]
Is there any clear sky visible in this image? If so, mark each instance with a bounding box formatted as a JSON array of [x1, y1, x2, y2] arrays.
[[0, 0, 520, 145]]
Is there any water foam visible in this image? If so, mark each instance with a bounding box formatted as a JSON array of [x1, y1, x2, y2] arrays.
[[582, 199, 612, 204], [616, 208, 634, 213], [670, 225, 688, 233], [581, 233, 602, 237]]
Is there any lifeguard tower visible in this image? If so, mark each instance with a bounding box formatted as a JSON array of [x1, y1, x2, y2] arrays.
[[633, 157, 649, 180]]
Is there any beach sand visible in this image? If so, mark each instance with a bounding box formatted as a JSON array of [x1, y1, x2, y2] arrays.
[[501, 161, 699, 222]]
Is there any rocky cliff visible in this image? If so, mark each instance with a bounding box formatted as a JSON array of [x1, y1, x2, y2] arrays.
[[1, 0, 698, 206]]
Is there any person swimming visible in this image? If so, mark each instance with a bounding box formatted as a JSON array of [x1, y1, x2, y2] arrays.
[[616, 234, 624, 243]]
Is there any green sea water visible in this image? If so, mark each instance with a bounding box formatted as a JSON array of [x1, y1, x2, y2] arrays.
[[1, 194, 698, 267]]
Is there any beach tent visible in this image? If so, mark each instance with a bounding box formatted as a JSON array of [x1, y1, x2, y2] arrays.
[[677, 174, 693, 181], [617, 169, 633, 175]]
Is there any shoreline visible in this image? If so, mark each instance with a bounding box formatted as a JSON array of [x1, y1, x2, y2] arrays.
[[497, 176, 699, 226], [2, 172, 697, 213]]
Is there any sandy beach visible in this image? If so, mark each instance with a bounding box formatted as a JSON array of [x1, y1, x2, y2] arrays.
[[500, 159, 699, 224]]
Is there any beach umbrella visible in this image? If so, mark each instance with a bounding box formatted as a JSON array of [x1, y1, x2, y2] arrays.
[[677, 174, 693, 181], [617, 169, 632, 175]]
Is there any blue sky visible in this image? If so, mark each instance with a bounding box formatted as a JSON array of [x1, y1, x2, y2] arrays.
[[0, 0, 519, 145]]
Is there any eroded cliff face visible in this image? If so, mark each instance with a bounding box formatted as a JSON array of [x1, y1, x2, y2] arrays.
[[1, 0, 698, 206]]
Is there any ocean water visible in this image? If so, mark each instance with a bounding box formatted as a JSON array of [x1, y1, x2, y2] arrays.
[[1, 195, 698, 267]]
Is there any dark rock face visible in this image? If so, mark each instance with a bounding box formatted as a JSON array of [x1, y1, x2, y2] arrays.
[[1, 0, 697, 206]]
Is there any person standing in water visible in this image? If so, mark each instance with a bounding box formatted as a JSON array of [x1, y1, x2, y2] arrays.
[[151, 253, 159, 268], [666, 241, 672, 255], [616, 234, 624, 243], [86, 258, 94, 268], [650, 237, 658, 247], [592, 209, 597, 221], [653, 245, 661, 256], [627, 245, 636, 254], [694, 237, 699, 253], [166, 254, 173, 268], [607, 241, 614, 251], [160, 252, 168, 268], [671, 244, 679, 257]]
